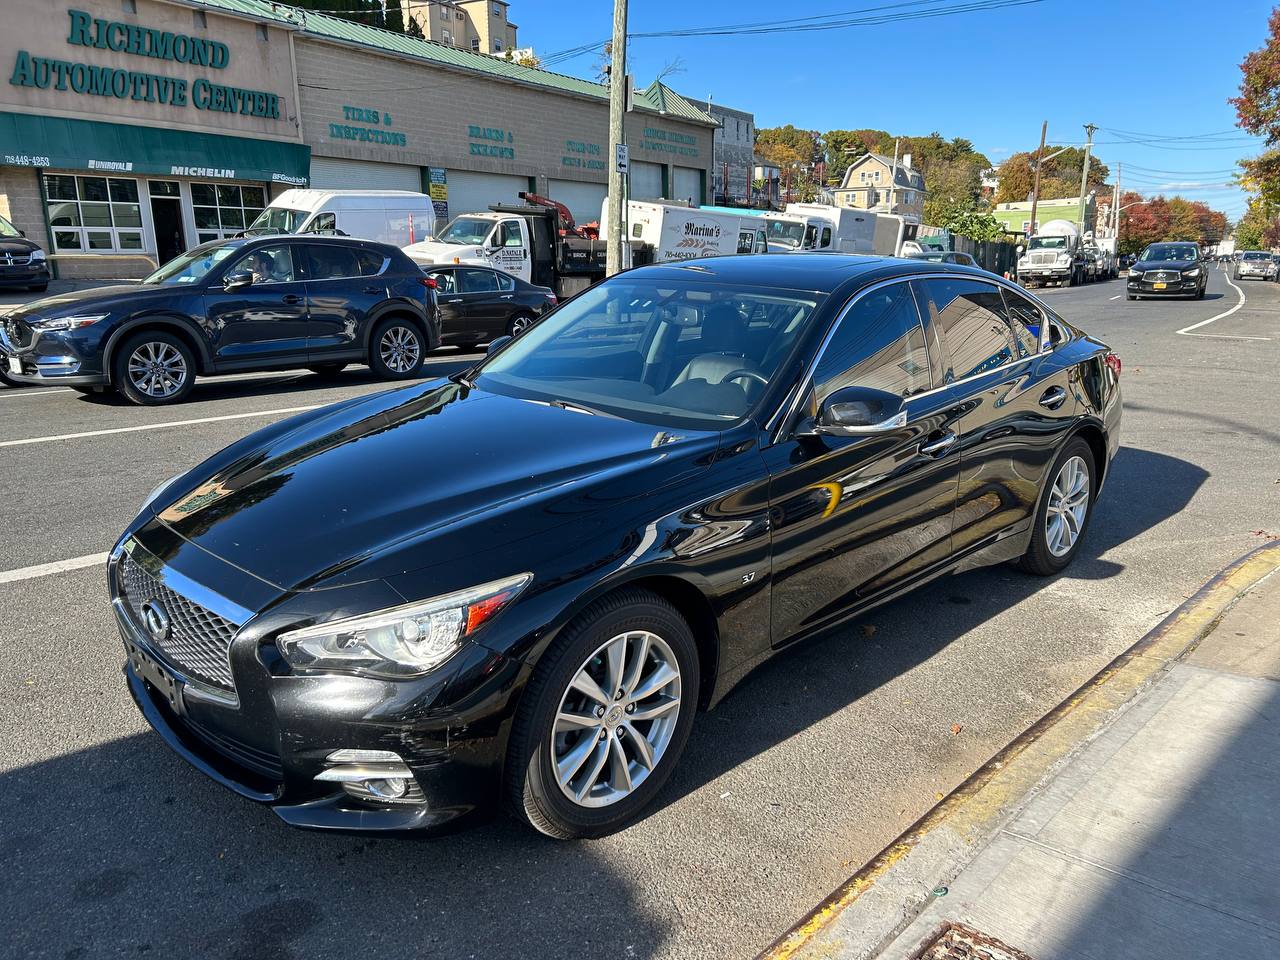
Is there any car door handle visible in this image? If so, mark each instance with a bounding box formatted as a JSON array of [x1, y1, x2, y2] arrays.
[[1039, 386, 1067, 410], [445, 298, 463, 303], [500, 294, 513, 299], [282, 294, 303, 304], [363, 286, 381, 294], [919, 432, 957, 457]]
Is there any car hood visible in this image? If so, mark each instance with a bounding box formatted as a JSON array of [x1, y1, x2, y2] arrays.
[[8, 283, 170, 321], [1133, 259, 1197, 271], [0, 237, 41, 256], [403, 240, 484, 265], [150, 382, 719, 591]]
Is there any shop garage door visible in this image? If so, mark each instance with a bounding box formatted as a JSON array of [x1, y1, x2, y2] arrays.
[[310, 157, 422, 191], [630, 161, 664, 200], [672, 166, 704, 204], [446, 170, 529, 217], [548, 179, 608, 223]]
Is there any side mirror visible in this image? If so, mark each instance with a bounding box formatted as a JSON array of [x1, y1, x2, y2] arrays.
[[487, 335, 511, 355], [224, 270, 254, 291], [811, 386, 906, 436]]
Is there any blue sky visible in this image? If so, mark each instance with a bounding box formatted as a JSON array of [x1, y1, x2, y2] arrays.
[[521, 0, 1273, 221]]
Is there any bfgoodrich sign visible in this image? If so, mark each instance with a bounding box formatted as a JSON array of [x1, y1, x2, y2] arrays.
[[0, 0, 299, 140]]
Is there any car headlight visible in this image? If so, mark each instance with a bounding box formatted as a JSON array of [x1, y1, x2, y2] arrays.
[[29, 249, 46, 262], [31, 313, 108, 331], [1056, 253, 1070, 264], [1183, 267, 1201, 278], [1128, 268, 1142, 277], [276, 573, 532, 678]]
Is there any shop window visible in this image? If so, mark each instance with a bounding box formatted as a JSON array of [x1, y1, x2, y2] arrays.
[[43, 174, 143, 254], [191, 182, 266, 245], [193, 10, 206, 28]]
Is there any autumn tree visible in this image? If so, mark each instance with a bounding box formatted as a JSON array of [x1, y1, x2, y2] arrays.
[[995, 147, 1109, 204], [1232, 9, 1280, 212]]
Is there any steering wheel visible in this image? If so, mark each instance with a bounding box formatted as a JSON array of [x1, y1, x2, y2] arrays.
[[723, 369, 769, 387]]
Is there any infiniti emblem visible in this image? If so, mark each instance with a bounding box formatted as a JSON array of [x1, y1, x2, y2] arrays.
[[140, 600, 171, 642]]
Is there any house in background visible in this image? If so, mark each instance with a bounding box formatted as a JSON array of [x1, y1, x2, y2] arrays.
[[752, 155, 781, 206], [834, 152, 925, 225], [403, 0, 518, 54]]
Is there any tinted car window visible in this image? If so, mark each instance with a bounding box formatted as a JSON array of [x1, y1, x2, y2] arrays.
[[304, 244, 361, 281], [233, 244, 296, 284], [495, 272, 515, 291], [356, 249, 386, 277], [999, 287, 1044, 356], [915, 278, 1019, 382], [461, 268, 500, 294], [428, 269, 457, 294], [813, 281, 930, 400]]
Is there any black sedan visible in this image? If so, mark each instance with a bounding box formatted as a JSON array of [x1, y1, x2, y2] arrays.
[[110, 255, 1121, 838], [423, 264, 557, 349], [1126, 241, 1207, 300], [0, 212, 50, 292], [0, 236, 437, 404]]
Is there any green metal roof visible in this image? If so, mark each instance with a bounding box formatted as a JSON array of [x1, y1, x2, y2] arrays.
[[184, 0, 717, 125]]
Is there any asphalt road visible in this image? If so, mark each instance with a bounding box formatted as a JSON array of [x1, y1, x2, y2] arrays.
[[1, 264, 1277, 960]]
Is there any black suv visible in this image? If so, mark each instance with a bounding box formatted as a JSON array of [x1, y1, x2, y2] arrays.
[[0, 236, 438, 404]]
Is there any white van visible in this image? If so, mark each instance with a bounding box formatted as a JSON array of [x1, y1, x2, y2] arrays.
[[244, 189, 435, 247]]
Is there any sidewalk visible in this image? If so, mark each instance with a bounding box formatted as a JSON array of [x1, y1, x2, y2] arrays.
[[772, 542, 1280, 960], [0, 278, 133, 311]]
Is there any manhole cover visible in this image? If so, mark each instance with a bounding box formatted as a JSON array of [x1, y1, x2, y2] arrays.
[[914, 923, 1036, 960]]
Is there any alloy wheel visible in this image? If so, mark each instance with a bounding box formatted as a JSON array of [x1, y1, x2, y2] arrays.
[[127, 341, 188, 399], [511, 314, 534, 334], [1045, 455, 1089, 557], [551, 630, 682, 808], [379, 325, 421, 373]]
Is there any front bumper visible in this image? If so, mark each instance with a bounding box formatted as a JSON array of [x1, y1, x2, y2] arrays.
[[1235, 269, 1275, 281], [1127, 276, 1202, 296], [0, 323, 108, 384], [111, 544, 525, 833], [0, 262, 50, 288], [1018, 266, 1072, 281]]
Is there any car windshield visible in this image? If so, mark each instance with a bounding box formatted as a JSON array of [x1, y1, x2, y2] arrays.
[[142, 242, 242, 285], [1029, 236, 1069, 250], [472, 278, 824, 429], [1242, 251, 1270, 261], [0, 214, 21, 239], [437, 217, 495, 245], [244, 207, 306, 235], [765, 219, 806, 248], [1142, 243, 1198, 261]]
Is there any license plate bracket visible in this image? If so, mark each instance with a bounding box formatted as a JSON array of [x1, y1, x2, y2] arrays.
[[126, 640, 186, 715]]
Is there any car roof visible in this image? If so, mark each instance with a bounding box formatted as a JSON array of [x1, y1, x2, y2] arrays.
[[625, 253, 994, 294]]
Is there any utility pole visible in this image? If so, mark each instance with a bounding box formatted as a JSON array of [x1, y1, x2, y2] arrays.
[[605, 0, 628, 276], [1112, 162, 1122, 239], [1028, 120, 1047, 240], [1076, 122, 1097, 234]]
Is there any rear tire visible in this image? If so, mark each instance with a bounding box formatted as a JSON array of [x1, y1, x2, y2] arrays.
[[368, 318, 425, 380], [508, 312, 537, 337], [1017, 437, 1096, 576], [112, 331, 196, 406], [506, 588, 699, 839]]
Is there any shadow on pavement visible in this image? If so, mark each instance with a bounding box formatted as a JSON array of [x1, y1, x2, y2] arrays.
[[0, 447, 1206, 960]]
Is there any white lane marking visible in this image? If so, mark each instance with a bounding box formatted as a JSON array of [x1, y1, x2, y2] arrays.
[[1176, 272, 1270, 340], [0, 552, 108, 585], [0, 369, 309, 401], [0, 387, 73, 398], [1110, 295, 1121, 300], [0, 404, 319, 448]]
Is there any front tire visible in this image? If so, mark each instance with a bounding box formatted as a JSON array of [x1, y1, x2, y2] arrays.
[[506, 589, 699, 839], [112, 331, 196, 406], [1017, 437, 1096, 576], [368, 318, 425, 380]]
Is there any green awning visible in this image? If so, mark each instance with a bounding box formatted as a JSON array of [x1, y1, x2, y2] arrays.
[[0, 111, 310, 184]]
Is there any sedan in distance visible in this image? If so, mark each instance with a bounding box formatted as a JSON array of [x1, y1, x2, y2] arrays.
[[111, 255, 1121, 838], [906, 250, 978, 267], [1126, 242, 1208, 299], [0, 236, 438, 403], [423, 264, 557, 349]]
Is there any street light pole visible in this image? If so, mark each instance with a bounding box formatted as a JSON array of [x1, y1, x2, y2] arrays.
[[1076, 123, 1097, 234], [1028, 121, 1047, 240], [605, 0, 628, 276]]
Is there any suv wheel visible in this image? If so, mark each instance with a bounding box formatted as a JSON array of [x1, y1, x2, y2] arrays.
[[507, 589, 699, 839], [113, 331, 195, 406], [1017, 437, 1096, 576], [369, 318, 425, 379], [509, 312, 536, 337]]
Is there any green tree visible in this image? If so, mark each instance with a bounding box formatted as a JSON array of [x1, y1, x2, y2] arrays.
[[995, 146, 1109, 204], [943, 210, 1004, 242]]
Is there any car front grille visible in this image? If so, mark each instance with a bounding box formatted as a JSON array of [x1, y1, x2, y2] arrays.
[[119, 554, 239, 690], [1, 252, 32, 266], [1143, 270, 1179, 282], [1028, 251, 1059, 266]]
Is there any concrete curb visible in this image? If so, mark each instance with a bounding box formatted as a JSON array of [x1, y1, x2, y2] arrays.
[[759, 539, 1280, 960]]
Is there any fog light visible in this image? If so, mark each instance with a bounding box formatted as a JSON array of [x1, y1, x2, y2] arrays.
[[315, 749, 426, 806]]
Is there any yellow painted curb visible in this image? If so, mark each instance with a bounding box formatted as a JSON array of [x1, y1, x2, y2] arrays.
[[760, 540, 1280, 960]]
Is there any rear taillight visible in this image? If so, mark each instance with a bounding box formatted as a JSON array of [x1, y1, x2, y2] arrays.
[[1104, 352, 1121, 377], [545, 294, 558, 305], [419, 277, 437, 289]]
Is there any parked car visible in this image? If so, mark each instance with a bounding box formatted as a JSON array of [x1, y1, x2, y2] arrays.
[[1082, 248, 1101, 282], [423, 264, 557, 349], [0, 212, 50, 293], [110, 255, 1122, 837], [905, 250, 978, 267], [0, 235, 438, 404], [1232, 250, 1276, 282], [1126, 242, 1208, 299]]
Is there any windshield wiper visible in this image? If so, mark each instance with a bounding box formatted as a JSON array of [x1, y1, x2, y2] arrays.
[[547, 398, 599, 416]]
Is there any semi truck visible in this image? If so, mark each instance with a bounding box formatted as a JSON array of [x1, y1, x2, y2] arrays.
[[1016, 219, 1086, 287]]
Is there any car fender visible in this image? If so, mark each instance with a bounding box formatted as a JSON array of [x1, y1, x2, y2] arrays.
[[102, 313, 214, 381], [360, 299, 436, 352]]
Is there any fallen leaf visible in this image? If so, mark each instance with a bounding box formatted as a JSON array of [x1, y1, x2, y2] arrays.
[[861, 624, 877, 637], [935, 792, 945, 802], [951, 723, 963, 736]]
